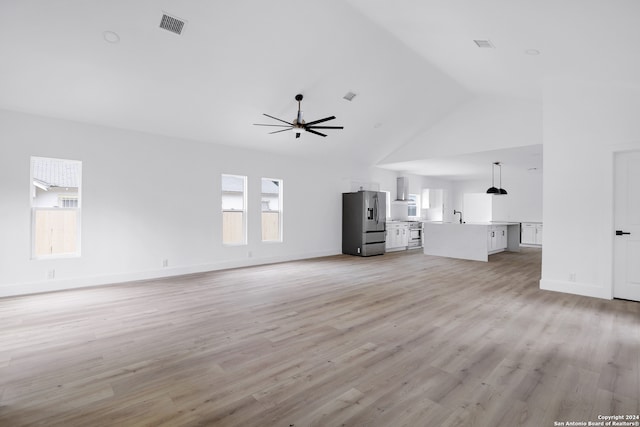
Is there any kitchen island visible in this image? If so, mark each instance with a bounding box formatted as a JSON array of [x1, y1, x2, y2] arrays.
[[422, 222, 521, 262]]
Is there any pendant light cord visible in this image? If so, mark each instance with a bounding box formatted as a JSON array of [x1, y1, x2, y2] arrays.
[[492, 163, 495, 187]]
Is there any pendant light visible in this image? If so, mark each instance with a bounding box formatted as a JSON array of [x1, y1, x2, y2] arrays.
[[498, 162, 508, 195], [486, 162, 500, 194]]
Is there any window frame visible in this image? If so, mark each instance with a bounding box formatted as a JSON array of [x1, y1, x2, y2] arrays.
[[261, 177, 283, 243], [221, 174, 248, 246], [30, 156, 82, 260], [407, 193, 421, 219]]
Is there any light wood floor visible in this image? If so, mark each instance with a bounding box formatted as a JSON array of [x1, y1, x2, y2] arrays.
[[1, 248, 638, 426]]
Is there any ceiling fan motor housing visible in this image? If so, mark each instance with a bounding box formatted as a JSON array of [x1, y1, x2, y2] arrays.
[[254, 93, 344, 138]]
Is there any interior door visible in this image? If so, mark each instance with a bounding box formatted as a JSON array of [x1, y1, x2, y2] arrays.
[[614, 151, 640, 301]]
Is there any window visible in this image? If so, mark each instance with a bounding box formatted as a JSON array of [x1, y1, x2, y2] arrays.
[[261, 178, 282, 242], [31, 157, 82, 258], [221, 174, 247, 245], [408, 193, 420, 218]]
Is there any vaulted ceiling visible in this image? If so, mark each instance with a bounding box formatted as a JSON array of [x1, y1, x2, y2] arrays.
[[1, 1, 639, 176]]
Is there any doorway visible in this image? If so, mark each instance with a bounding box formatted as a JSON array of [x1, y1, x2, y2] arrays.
[[613, 150, 640, 301]]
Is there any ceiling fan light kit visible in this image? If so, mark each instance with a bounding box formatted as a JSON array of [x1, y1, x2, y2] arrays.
[[254, 94, 344, 139]]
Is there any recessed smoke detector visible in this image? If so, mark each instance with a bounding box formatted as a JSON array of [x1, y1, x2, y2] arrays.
[[103, 31, 120, 44], [343, 92, 357, 101], [160, 13, 186, 35], [473, 39, 495, 48]]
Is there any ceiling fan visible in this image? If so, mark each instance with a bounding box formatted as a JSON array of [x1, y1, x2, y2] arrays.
[[254, 94, 344, 139]]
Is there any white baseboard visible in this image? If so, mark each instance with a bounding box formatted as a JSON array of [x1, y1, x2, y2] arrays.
[[0, 249, 341, 298], [539, 278, 612, 300]]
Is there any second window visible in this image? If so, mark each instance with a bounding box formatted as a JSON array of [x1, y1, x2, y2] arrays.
[[261, 178, 282, 242]]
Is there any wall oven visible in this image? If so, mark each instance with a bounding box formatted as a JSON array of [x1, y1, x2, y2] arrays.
[[407, 221, 423, 248]]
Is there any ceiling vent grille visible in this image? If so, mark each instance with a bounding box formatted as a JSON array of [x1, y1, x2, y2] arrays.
[[473, 39, 494, 48], [343, 92, 357, 101], [160, 13, 186, 35]]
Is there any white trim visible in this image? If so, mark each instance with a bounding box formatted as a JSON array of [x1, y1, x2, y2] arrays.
[[31, 156, 82, 259], [539, 279, 612, 300], [261, 177, 283, 243], [221, 173, 247, 245], [0, 249, 340, 298], [607, 143, 640, 300]]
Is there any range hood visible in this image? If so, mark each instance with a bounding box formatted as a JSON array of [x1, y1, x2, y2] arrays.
[[395, 177, 408, 201]]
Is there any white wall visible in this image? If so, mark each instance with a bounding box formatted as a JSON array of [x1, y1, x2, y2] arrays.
[[376, 94, 542, 226], [420, 177, 455, 222], [342, 166, 397, 195], [462, 194, 494, 223], [451, 166, 543, 223], [380, 95, 542, 164], [0, 109, 350, 297], [343, 170, 454, 221], [541, 78, 640, 299]]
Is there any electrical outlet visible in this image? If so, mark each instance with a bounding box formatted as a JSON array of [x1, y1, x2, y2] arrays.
[[162, 259, 168, 268], [248, 251, 252, 258], [569, 272, 576, 282], [48, 269, 55, 279]]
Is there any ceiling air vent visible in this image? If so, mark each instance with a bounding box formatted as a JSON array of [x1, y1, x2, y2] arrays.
[[343, 92, 357, 101], [473, 39, 494, 48], [160, 13, 186, 35]]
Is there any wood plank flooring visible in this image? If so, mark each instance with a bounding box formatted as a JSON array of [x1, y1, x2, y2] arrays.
[[0, 248, 638, 426]]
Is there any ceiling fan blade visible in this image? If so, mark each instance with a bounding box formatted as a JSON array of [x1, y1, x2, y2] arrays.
[[304, 116, 336, 126], [269, 127, 293, 134], [263, 113, 293, 126], [305, 128, 327, 137], [254, 123, 294, 127], [306, 125, 344, 129]]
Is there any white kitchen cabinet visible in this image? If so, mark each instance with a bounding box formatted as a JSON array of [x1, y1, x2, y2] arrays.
[[521, 222, 543, 246], [487, 229, 495, 252], [386, 222, 409, 251], [401, 225, 409, 247], [488, 225, 508, 254], [498, 226, 508, 249], [536, 224, 543, 245], [424, 222, 520, 262], [386, 224, 399, 250], [421, 188, 449, 222], [521, 223, 536, 244]]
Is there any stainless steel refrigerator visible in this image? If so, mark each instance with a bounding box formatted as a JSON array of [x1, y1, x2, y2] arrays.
[[342, 190, 386, 256]]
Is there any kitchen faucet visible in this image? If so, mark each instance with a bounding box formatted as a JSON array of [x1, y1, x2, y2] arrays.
[[453, 210, 463, 224]]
